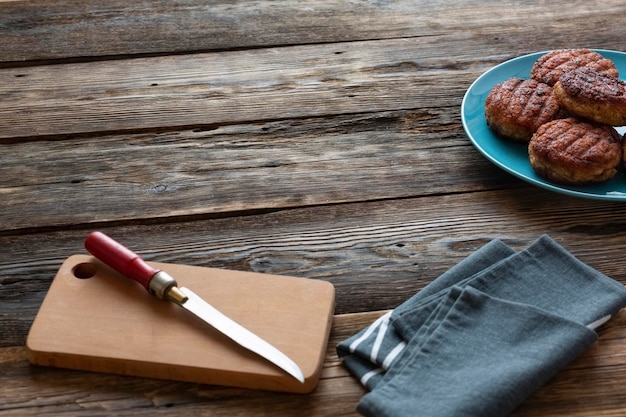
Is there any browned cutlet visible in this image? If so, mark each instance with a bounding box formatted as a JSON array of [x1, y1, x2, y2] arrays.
[[531, 48, 618, 86], [529, 117, 621, 184], [554, 67, 626, 126], [485, 77, 562, 142]]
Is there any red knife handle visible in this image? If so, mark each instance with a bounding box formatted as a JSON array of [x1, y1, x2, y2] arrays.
[[85, 231, 158, 290], [84, 231, 188, 304]]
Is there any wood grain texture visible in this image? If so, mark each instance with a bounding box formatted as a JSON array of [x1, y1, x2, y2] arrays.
[[3, 0, 626, 415], [0, 110, 513, 231], [4, 189, 626, 347], [2, 311, 376, 417], [0, 37, 493, 139], [0, 0, 624, 62], [4, 310, 626, 416], [1, 2, 625, 138]]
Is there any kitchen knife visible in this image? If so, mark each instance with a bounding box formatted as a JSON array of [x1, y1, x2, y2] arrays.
[[84, 231, 305, 383]]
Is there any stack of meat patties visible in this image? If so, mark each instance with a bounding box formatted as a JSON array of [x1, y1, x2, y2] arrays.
[[485, 48, 626, 185]]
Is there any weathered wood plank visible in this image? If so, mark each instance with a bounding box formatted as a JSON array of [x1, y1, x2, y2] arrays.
[[0, 0, 624, 63], [0, 35, 490, 139], [4, 188, 626, 346], [3, 309, 626, 416], [2, 1, 626, 416], [0, 109, 518, 231], [2, 28, 626, 140]]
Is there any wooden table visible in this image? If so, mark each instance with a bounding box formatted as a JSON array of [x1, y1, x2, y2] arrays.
[[2, 0, 626, 415]]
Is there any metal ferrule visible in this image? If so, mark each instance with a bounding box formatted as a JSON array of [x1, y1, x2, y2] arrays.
[[148, 271, 178, 300], [148, 271, 188, 305]]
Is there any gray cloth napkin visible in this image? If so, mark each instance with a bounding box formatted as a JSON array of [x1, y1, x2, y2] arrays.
[[337, 238, 515, 389], [337, 235, 626, 417]]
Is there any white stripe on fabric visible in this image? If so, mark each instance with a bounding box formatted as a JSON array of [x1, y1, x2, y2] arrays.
[[360, 367, 384, 387], [382, 341, 406, 370], [370, 313, 391, 362], [348, 311, 392, 353], [587, 314, 611, 330]]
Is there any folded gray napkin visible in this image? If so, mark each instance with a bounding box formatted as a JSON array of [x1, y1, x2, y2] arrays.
[[337, 235, 626, 417]]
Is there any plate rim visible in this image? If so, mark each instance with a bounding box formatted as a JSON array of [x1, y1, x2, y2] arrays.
[[461, 49, 626, 201]]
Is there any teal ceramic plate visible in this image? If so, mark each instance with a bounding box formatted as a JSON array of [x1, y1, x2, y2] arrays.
[[461, 50, 626, 201]]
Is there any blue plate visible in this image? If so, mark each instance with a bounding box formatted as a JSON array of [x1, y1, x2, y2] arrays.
[[461, 50, 626, 201]]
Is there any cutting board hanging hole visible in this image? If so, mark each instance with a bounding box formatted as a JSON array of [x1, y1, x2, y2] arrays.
[[72, 262, 98, 279]]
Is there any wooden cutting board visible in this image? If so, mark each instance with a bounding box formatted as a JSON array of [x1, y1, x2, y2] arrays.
[[27, 255, 335, 393]]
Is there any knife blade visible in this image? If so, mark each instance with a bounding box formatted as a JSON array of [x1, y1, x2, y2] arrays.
[[84, 231, 305, 383]]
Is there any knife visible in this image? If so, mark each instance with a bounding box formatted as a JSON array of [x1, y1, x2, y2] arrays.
[[84, 231, 305, 383]]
